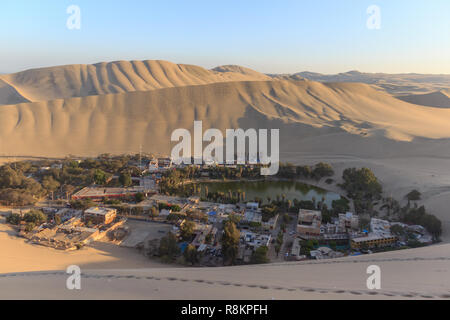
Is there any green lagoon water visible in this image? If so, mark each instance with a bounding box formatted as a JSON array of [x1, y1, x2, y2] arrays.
[[198, 180, 341, 207]]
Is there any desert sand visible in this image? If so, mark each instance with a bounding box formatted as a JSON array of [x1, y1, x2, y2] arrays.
[[1, 238, 449, 299], [292, 70, 450, 95], [396, 90, 450, 108], [0, 60, 271, 105], [3, 80, 450, 157], [1, 215, 449, 299], [0, 217, 168, 274], [0, 60, 449, 299]]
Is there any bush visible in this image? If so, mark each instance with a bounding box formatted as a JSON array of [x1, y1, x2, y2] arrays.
[[6, 213, 21, 225], [332, 198, 350, 214], [184, 244, 200, 265], [135, 192, 146, 203], [251, 246, 269, 264], [25, 222, 36, 232], [180, 221, 195, 241], [70, 199, 96, 210], [0, 189, 38, 206], [159, 233, 180, 261], [23, 210, 47, 225], [312, 163, 334, 180], [406, 190, 421, 202]]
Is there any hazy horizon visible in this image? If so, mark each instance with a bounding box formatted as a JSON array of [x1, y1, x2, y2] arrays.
[[2, 59, 450, 76]]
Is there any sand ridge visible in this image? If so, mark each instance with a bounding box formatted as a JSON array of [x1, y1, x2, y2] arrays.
[[2, 80, 450, 159], [0, 60, 271, 105]]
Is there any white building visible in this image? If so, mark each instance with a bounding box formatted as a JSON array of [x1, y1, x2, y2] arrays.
[[241, 231, 271, 249], [370, 218, 392, 237], [243, 211, 262, 224], [262, 214, 279, 230], [159, 209, 172, 218], [149, 159, 159, 172], [246, 202, 259, 211], [338, 212, 359, 231]]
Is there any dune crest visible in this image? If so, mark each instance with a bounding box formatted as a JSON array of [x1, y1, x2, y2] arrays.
[[0, 60, 270, 105], [0, 78, 30, 105]]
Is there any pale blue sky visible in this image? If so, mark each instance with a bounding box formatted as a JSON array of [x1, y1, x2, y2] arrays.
[[0, 0, 449, 74]]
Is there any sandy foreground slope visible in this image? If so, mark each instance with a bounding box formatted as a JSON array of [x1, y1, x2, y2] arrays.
[[1, 215, 449, 299], [1, 237, 449, 299]]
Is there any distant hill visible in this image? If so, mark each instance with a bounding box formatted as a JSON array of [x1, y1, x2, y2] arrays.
[[212, 65, 271, 80], [396, 90, 450, 108], [278, 71, 450, 95]]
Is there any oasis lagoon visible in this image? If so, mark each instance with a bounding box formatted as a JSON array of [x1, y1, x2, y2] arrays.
[[198, 180, 341, 207]]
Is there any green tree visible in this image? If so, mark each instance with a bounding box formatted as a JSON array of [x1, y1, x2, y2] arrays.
[[312, 162, 334, 180], [23, 210, 47, 225], [329, 241, 337, 251], [150, 206, 159, 220], [390, 224, 406, 237], [221, 220, 240, 265], [406, 190, 421, 201], [6, 213, 21, 225], [70, 199, 96, 210], [159, 233, 180, 262], [135, 192, 145, 203], [25, 222, 36, 232], [406, 190, 421, 206], [341, 168, 382, 214], [180, 220, 196, 241], [119, 173, 132, 187], [184, 244, 200, 265], [54, 215, 62, 225], [92, 169, 108, 185], [42, 176, 60, 192], [251, 246, 269, 264]]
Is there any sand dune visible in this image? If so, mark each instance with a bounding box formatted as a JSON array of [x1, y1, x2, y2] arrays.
[[212, 65, 272, 80], [290, 71, 450, 95], [0, 60, 270, 105], [2, 80, 450, 159], [0, 78, 30, 105], [397, 90, 450, 108]]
